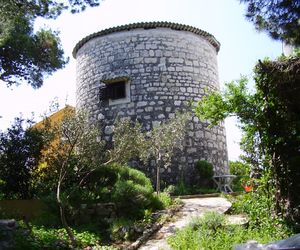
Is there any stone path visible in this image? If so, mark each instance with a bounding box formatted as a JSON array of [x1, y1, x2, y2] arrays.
[[138, 197, 232, 250]]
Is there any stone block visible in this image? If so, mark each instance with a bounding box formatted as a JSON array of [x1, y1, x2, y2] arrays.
[[104, 125, 114, 135]]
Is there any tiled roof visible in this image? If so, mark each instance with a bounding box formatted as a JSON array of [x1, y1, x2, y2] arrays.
[[72, 21, 220, 58]]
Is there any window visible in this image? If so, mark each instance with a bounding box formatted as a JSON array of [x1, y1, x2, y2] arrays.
[[100, 77, 130, 105], [106, 81, 126, 100]]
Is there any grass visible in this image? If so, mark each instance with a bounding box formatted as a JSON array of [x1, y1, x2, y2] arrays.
[[14, 222, 106, 249], [168, 192, 293, 250], [11, 191, 176, 249]]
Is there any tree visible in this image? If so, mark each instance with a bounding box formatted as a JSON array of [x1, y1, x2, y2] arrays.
[[106, 119, 147, 166], [0, 117, 46, 199], [40, 108, 105, 246], [145, 113, 189, 193], [0, 0, 101, 88], [111, 113, 190, 193], [195, 54, 300, 224], [240, 0, 300, 46]]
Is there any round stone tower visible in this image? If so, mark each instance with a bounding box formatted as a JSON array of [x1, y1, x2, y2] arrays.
[[73, 22, 228, 185]]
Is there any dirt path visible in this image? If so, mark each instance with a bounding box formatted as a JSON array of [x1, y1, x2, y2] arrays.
[[138, 197, 232, 250]]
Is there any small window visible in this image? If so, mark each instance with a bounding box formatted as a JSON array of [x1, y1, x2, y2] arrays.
[[107, 81, 126, 100], [100, 77, 131, 105]]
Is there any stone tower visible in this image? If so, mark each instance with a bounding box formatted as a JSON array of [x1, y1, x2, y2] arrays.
[[73, 22, 228, 185]]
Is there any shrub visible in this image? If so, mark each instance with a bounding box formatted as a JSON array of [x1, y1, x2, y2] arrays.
[[14, 223, 103, 249], [229, 161, 251, 191], [168, 207, 291, 250], [156, 192, 173, 208], [191, 211, 226, 232], [117, 166, 153, 189], [230, 191, 290, 237], [109, 218, 136, 242], [194, 160, 214, 189], [195, 160, 214, 179], [168, 225, 201, 250], [111, 164, 161, 218], [67, 165, 119, 206], [163, 185, 176, 195]]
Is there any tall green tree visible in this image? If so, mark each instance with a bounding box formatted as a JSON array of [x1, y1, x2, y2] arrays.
[[240, 0, 300, 46], [0, 0, 101, 88], [195, 54, 300, 224], [0, 117, 46, 199]]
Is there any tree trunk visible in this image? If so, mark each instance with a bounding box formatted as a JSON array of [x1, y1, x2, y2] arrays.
[[57, 179, 77, 247], [156, 153, 162, 194]]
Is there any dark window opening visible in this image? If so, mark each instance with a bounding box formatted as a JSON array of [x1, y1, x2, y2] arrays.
[[106, 81, 126, 100]]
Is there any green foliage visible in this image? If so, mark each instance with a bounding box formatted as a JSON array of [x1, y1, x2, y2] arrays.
[[195, 77, 256, 128], [156, 192, 173, 208], [173, 178, 190, 195], [67, 163, 169, 220], [111, 165, 158, 218], [0, 117, 47, 199], [240, 0, 300, 46], [108, 119, 146, 165], [195, 55, 300, 224], [0, 0, 101, 87], [191, 211, 226, 232], [37, 108, 105, 193], [108, 191, 174, 242], [109, 218, 136, 242], [168, 199, 291, 250], [67, 165, 118, 205], [195, 160, 214, 179], [14, 223, 103, 249], [168, 225, 202, 250], [111, 112, 190, 193], [229, 160, 251, 191], [165, 180, 217, 196], [168, 223, 288, 250], [34, 108, 106, 246], [163, 184, 176, 195], [0, 14, 67, 88], [230, 192, 292, 237]]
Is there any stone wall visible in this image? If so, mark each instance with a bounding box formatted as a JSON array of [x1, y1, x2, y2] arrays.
[[73, 203, 116, 225], [74, 22, 228, 186]]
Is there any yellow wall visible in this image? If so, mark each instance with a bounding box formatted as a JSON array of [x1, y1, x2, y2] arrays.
[[34, 105, 75, 129]]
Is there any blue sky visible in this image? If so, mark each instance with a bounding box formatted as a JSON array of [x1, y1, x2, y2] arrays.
[[0, 0, 282, 160]]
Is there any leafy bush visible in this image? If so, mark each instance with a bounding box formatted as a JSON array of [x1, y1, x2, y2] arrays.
[[191, 211, 226, 232], [14, 223, 103, 249], [229, 160, 251, 191], [117, 166, 153, 188], [156, 192, 173, 208], [112, 179, 153, 218], [0, 118, 47, 199], [112, 165, 158, 218], [195, 160, 214, 179], [163, 185, 176, 195], [168, 190, 292, 250], [109, 218, 136, 242], [230, 190, 290, 237], [67, 165, 119, 206], [168, 225, 201, 250], [169, 179, 217, 196], [168, 209, 291, 250], [194, 160, 214, 189]]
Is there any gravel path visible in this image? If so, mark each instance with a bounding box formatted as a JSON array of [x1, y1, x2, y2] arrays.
[[138, 197, 232, 250]]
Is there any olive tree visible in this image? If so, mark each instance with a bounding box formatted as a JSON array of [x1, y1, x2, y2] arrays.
[[41, 108, 105, 246], [110, 113, 190, 194]]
